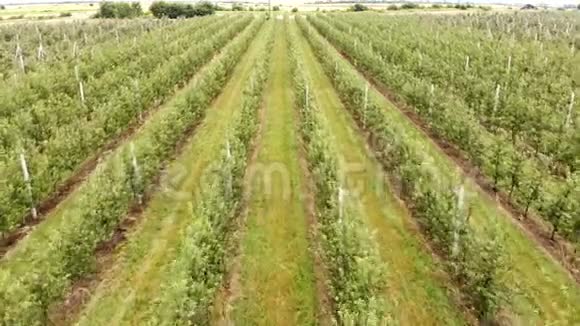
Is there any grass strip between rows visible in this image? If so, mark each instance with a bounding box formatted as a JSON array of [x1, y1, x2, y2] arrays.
[[288, 20, 387, 324], [298, 16, 509, 323], [145, 23, 274, 325]]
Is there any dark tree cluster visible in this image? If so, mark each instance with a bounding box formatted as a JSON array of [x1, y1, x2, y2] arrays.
[[94, 1, 143, 19], [149, 1, 216, 19]]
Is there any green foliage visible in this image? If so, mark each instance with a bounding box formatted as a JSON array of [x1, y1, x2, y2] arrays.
[[232, 3, 245, 11], [0, 16, 236, 237], [0, 17, 258, 324], [387, 4, 398, 11], [350, 3, 368, 12], [149, 1, 216, 19], [454, 4, 473, 10], [542, 176, 579, 240], [59, 12, 72, 17], [148, 19, 271, 323], [94, 1, 143, 19], [288, 20, 387, 324], [310, 12, 580, 243], [292, 7, 298, 13], [299, 15, 510, 321], [401, 3, 420, 10], [272, 5, 280, 11]]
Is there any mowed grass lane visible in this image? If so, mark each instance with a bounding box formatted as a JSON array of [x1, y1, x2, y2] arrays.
[[231, 19, 318, 325], [292, 20, 466, 325], [74, 21, 272, 325]]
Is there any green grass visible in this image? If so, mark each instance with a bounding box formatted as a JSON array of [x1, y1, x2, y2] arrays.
[[73, 22, 272, 325], [291, 20, 466, 325], [231, 20, 318, 325], [305, 18, 580, 324]]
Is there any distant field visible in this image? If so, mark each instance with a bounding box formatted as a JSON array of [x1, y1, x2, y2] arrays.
[[0, 3, 96, 21], [290, 2, 509, 11]]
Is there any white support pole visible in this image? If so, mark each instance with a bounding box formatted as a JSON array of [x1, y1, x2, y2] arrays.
[[506, 55, 512, 74], [130, 143, 142, 205], [75, 65, 85, 104], [464, 55, 470, 71], [451, 184, 465, 258], [37, 42, 46, 61], [72, 41, 78, 58], [133, 79, 142, 121], [19, 153, 37, 219], [226, 140, 232, 160], [225, 140, 233, 198], [15, 35, 25, 73], [492, 84, 501, 115], [37, 28, 46, 61]]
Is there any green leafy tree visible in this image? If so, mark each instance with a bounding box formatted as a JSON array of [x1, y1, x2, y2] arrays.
[[351, 3, 368, 11], [544, 177, 577, 240], [507, 149, 524, 199], [518, 169, 543, 218], [488, 139, 508, 192], [193, 2, 216, 16], [95, 1, 143, 19], [460, 235, 509, 321], [401, 3, 419, 9], [150, 1, 215, 18]]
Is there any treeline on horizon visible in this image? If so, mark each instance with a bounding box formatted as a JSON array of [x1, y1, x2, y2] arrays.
[[94, 1, 217, 19]]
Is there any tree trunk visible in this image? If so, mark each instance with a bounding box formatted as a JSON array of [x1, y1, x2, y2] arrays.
[[509, 179, 516, 199], [524, 202, 531, 219]]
